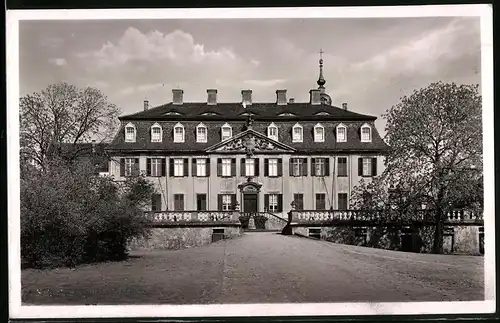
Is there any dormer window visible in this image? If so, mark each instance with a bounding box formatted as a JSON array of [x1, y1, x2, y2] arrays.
[[196, 123, 207, 143], [336, 123, 347, 143], [315, 112, 331, 116], [173, 123, 185, 143], [125, 123, 136, 142], [361, 124, 372, 142], [221, 123, 232, 141], [151, 123, 162, 142], [314, 123, 325, 142], [278, 112, 296, 117], [267, 123, 278, 141], [292, 123, 303, 143]]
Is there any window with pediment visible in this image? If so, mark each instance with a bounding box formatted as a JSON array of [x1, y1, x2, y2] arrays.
[[361, 123, 372, 142], [173, 123, 185, 143], [151, 123, 162, 142], [292, 123, 303, 143], [314, 123, 325, 142], [336, 123, 347, 142], [221, 123, 232, 141], [196, 123, 207, 143], [267, 123, 278, 141], [124, 123, 136, 142]]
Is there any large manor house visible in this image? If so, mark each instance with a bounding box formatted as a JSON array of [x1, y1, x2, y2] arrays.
[[104, 56, 389, 218]]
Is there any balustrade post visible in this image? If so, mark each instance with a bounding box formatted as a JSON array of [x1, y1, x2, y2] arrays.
[[232, 201, 241, 222]]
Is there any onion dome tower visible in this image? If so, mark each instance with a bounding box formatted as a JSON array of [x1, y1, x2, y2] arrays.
[[317, 49, 332, 105]]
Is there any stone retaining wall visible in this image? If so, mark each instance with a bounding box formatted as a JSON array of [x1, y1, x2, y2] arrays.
[[286, 224, 483, 255], [129, 225, 242, 251]]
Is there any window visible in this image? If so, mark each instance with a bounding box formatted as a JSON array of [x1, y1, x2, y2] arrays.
[[315, 193, 326, 210], [290, 158, 307, 176], [265, 194, 282, 212], [151, 194, 162, 211], [196, 194, 207, 211], [361, 124, 372, 142], [120, 158, 139, 177], [312, 158, 329, 176], [292, 124, 303, 142], [337, 157, 348, 177], [338, 193, 348, 210], [221, 123, 232, 141], [151, 123, 162, 142], [314, 124, 325, 142], [217, 158, 235, 177], [196, 159, 207, 177], [174, 194, 184, 211], [222, 194, 232, 211], [174, 123, 184, 143], [196, 123, 207, 143], [222, 158, 232, 177], [267, 123, 278, 141], [357, 157, 377, 177], [149, 158, 162, 177], [125, 123, 136, 142], [268, 194, 278, 212], [124, 158, 137, 177], [174, 159, 184, 176], [267, 158, 278, 177], [362, 158, 372, 176], [293, 193, 304, 210], [336, 124, 347, 142], [245, 159, 255, 176]]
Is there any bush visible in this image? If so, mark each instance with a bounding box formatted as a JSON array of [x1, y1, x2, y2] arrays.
[[21, 158, 155, 268]]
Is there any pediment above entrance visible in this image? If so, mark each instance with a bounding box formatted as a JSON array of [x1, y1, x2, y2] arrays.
[[238, 179, 262, 192], [205, 129, 296, 154]]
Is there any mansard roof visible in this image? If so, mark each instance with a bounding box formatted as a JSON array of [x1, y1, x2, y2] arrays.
[[106, 120, 389, 154], [119, 102, 377, 121]]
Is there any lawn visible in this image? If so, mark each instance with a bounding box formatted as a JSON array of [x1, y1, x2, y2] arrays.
[[22, 246, 227, 305]]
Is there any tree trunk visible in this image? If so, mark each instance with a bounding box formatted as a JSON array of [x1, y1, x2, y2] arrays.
[[432, 206, 444, 254]]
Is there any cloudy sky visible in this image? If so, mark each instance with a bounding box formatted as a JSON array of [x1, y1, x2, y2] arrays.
[[19, 16, 481, 133]]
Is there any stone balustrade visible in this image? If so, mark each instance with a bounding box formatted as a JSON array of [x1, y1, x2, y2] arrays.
[[290, 209, 483, 224], [145, 210, 239, 223]]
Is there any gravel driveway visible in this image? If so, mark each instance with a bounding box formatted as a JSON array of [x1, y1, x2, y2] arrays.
[[22, 232, 484, 304]]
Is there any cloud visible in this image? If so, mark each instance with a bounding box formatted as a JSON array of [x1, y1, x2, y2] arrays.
[[79, 27, 240, 68], [48, 58, 67, 66]]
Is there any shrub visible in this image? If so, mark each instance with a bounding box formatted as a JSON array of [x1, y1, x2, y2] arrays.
[[21, 158, 155, 268]]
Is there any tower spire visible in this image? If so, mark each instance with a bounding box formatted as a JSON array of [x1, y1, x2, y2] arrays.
[[317, 48, 326, 91]]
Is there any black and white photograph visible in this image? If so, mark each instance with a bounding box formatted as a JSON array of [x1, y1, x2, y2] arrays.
[[7, 5, 494, 319]]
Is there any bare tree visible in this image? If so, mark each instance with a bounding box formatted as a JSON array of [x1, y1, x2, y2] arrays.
[[20, 82, 120, 169]]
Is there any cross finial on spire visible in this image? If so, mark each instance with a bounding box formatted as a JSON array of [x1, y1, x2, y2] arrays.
[[317, 48, 326, 88]]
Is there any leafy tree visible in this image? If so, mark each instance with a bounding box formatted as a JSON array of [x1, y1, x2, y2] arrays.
[[19, 82, 120, 169], [352, 82, 482, 254], [21, 158, 156, 268]]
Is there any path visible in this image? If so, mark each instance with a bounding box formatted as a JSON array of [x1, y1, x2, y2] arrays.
[[22, 232, 484, 304]]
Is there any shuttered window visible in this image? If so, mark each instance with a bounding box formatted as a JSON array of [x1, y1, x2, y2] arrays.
[[358, 157, 377, 177], [338, 193, 348, 210], [293, 193, 304, 210]]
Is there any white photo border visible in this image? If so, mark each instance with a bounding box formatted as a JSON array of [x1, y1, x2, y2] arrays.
[[7, 4, 495, 319]]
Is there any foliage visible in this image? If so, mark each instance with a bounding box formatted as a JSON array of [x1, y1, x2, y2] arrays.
[[21, 158, 156, 268], [19, 82, 120, 170], [351, 82, 483, 254]]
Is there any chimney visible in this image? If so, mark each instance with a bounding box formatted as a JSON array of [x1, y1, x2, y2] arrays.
[[241, 89, 252, 106], [172, 89, 184, 105], [276, 89, 287, 105], [309, 89, 321, 105], [144, 100, 149, 111], [289, 98, 295, 104], [342, 102, 347, 110], [207, 89, 217, 105], [91, 139, 96, 153]]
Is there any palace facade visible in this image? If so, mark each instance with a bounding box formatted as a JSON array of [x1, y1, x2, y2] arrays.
[[106, 59, 389, 218]]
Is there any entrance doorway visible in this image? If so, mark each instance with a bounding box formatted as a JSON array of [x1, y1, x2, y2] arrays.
[[243, 193, 258, 214]]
